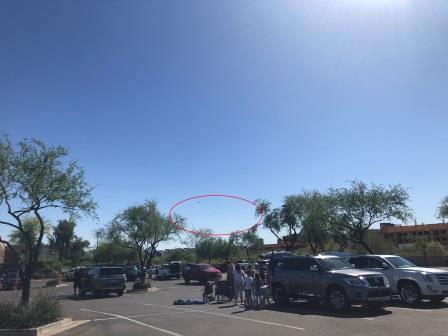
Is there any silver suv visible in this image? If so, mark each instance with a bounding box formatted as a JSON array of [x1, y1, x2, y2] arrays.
[[348, 255, 448, 305], [270, 255, 391, 311]]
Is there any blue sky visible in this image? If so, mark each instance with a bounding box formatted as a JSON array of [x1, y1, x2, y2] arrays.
[[1, 1, 447, 248]]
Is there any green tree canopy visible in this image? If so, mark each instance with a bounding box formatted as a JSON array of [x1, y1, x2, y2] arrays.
[[438, 196, 448, 220], [0, 135, 96, 304], [104, 200, 181, 268], [329, 181, 412, 253]]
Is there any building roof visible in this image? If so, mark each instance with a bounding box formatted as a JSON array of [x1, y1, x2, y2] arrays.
[[380, 222, 448, 233]]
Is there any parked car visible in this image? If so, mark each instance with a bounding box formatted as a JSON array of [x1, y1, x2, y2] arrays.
[[124, 266, 139, 281], [270, 255, 391, 311], [1, 271, 22, 290], [80, 267, 127, 297], [156, 263, 180, 280], [348, 254, 448, 305], [182, 264, 221, 284], [147, 265, 160, 278], [63, 268, 75, 282]]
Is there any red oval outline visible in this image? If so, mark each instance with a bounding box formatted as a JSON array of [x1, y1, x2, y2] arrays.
[[168, 194, 263, 237]]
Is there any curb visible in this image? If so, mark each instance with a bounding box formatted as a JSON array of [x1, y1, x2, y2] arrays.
[[0, 318, 89, 336]]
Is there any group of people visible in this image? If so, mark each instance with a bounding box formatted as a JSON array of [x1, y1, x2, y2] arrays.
[[227, 263, 268, 310]]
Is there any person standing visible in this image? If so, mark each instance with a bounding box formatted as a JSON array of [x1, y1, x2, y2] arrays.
[[254, 272, 262, 310], [243, 271, 254, 309], [227, 263, 235, 301], [233, 264, 244, 306], [73, 268, 81, 297]]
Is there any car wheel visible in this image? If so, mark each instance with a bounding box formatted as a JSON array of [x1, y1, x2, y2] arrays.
[[92, 290, 101, 298], [184, 277, 190, 285], [117, 290, 124, 296], [399, 282, 421, 305], [328, 286, 349, 311], [429, 296, 445, 303], [273, 286, 288, 305], [199, 276, 207, 285]]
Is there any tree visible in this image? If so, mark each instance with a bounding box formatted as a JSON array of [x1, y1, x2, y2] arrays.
[[183, 228, 212, 263], [9, 216, 51, 247], [50, 220, 76, 260], [438, 196, 448, 220], [105, 200, 180, 273], [256, 199, 303, 251], [329, 181, 412, 253], [93, 237, 138, 265], [235, 230, 264, 259], [69, 235, 90, 265], [0, 136, 96, 304], [301, 191, 331, 255]]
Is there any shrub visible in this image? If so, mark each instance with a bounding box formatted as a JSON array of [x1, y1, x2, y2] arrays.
[[133, 281, 151, 290], [0, 293, 62, 329], [46, 279, 60, 287]]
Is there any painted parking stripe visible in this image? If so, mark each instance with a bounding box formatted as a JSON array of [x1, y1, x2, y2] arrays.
[[390, 307, 432, 313], [81, 308, 184, 336], [92, 311, 189, 322], [142, 304, 305, 331]]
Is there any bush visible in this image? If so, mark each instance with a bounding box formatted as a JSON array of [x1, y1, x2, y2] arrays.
[[133, 281, 151, 290], [0, 293, 62, 329], [46, 279, 60, 287]]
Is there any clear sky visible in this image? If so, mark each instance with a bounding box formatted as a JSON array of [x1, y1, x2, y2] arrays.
[[1, 0, 447, 249]]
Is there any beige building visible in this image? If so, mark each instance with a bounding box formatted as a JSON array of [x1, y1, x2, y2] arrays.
[[380, 222, 448, 246]]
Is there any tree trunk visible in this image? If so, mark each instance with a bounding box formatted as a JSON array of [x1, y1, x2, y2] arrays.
[[245, 247, 249, 259], [358, 239, 373, 254], [21, 245, 34, 305]]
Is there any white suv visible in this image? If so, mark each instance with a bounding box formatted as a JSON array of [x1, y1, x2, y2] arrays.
[[348, 255, 448, 305]]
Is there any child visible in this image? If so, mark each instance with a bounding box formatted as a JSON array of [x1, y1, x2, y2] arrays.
[[243, 272, 254, 309], [253, 272, 262, 310]]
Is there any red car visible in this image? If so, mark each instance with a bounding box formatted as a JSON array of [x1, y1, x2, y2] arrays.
[[182, 264, 221, 284]]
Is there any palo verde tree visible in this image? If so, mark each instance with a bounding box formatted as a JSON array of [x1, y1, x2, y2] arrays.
[[183, 228, 212, 263], [105, 200, 181, 273], [329, 181, 412, 253], [0, 136, 96, 304], [438, 196, 448, 220], [301, 191, 332, 255], [235, 230, 264, 259]]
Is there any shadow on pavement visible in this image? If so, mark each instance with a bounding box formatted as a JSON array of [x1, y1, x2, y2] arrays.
[[388, 300, 448, 310], [174, 282, 203, 287], [261, 301, 392, 318]]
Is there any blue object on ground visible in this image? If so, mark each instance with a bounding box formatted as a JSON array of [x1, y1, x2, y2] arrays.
[[173, 299, 206, 305]]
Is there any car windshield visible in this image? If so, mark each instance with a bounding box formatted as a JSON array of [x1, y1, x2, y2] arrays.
[[385, 256, 416, 268], [99, 268, 124, 276], [318, 258, 353, 270]]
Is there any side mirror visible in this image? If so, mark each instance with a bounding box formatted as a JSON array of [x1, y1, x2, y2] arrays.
[[381, 262, 390, 269], [310, 264, 319, 272]]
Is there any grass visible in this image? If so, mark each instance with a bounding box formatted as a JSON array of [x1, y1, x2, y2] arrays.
[[0, 293, 62, 329]]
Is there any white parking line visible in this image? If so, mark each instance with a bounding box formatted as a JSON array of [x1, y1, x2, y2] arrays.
[[80, 308, 184, 336], [142, 303, 305, 331], [92, 311, 189, 322], [390, 307, 432, 313]]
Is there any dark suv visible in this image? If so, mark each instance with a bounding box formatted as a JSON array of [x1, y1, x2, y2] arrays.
[[270, 256, 391, 311], [81, 267, 127, 297]]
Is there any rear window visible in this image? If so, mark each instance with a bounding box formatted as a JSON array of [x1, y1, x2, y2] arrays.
[[100, 267, 124, 276]]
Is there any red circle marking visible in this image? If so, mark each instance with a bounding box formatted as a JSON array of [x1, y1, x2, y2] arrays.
[[168, 194, 263, 237]]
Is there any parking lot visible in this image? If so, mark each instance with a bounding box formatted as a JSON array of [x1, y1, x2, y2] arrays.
[[2, 278, 447, 336]]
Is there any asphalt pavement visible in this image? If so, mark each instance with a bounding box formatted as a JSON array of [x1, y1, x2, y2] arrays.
[[2, 279, 448, 336]]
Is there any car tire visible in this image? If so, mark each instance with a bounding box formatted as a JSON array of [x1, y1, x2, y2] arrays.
[[399, 282, 421, 305], [273, 285, 288, 305], [92, 290, 101, 298], [117, 290, 124, 296], [184, 277, 190, 285], [327, 286, 349, 311], [429, 296, 445, 303], [199, 276, 207, 285]]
